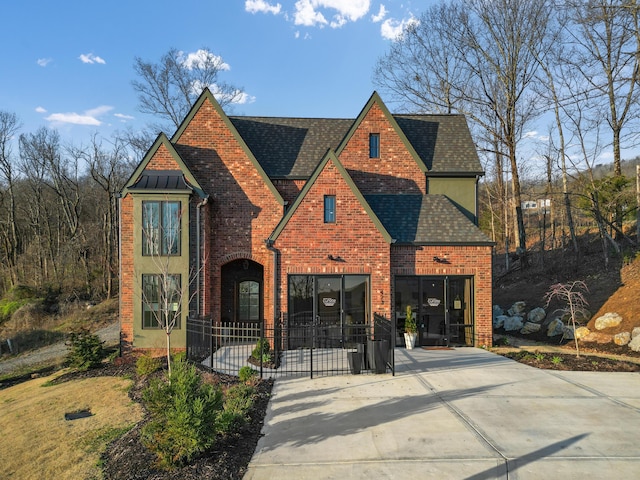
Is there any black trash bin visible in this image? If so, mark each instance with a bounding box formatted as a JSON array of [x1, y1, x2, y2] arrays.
[[347, 351, 362, 374], [367, 339, 389, 374]]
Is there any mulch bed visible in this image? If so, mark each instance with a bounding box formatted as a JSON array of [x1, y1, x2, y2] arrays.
[[49, 360, 273, 480], [499, 350, 640, 372]]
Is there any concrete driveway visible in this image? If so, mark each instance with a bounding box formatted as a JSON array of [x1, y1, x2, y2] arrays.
[[244, 347, 640, 479]]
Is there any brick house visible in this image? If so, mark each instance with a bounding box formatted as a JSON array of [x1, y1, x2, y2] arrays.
[[119, 89, 493, 354]]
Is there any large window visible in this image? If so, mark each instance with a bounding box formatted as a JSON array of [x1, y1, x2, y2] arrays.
[[142, 274, 181, 329], [142, 201, 181, 255]]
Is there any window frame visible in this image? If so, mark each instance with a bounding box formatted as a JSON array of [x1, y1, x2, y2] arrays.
[[324, 195, 336, 223], [142, 273, 182, 329], [142, 200, 181, 256], [369, 133, 380, 158]]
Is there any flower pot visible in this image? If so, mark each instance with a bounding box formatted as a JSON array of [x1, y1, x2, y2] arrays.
[[404, 332, 417, 350]]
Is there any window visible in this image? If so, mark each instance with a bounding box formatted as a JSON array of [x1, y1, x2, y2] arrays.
[[142, 274, 181, 329], [142, 201, 181, 255], [369, 133, 380, 158], [324, 195, 336, 223], [238, 280, 260, 322]]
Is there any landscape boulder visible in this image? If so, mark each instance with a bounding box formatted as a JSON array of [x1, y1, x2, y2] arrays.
[[629, 335, 640, 352], [594, 312, 623, 330], [632, 327, 640, 339], [493, 305, 504, 320], [614, 332, 631, 346], [494, 315, 507, 329], [527, 307, 546, 323], [508, 301, 526, 316], [520, 322, 542, 334], [503, 316, 524, 332], [562, 325, 576, 340], [580, 331, 613, 344], [574, 326, 591, 339], [547, 318, 564, 337]]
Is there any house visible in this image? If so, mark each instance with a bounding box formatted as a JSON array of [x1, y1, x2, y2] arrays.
[[119, 89, 494, 355]]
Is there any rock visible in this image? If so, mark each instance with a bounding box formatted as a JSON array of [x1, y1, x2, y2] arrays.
[[493, 315, 507, 329], [562, 325, 575, 340], [508, 301, 526, 316], [629, 335, 640, 352], [547, 318, 564, 337], [527, 307, 546, 323], [614, 332, 631, 346], [574, 326, 591, 339], [503, 316, 524, 331], [520, 322, 542, 334], [580, 331, 614, 344], [493, 305, 504, 320], [594, 312, 623, 330], [632, 327, 640, 339]]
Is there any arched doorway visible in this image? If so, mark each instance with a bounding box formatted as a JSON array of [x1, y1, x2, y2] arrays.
[[221, 259, 264, 324]]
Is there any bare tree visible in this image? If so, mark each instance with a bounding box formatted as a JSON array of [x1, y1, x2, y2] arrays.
[[374, 0, 556, 263], [545, 281, 590, 357], [132, 47, 246, 133]]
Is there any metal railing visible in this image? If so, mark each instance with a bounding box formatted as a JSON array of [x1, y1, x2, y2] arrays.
[[186, 313, 395, 379]]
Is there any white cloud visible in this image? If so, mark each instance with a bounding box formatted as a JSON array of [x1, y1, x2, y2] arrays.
[[114, 113, 135, 122], [245, 0, 281, 14], [35, 106, 47, 113], [45, 105, 113, 126], [294, 0, 370, 27], [523, 130, 538, 139], [180, 49, 230, 71], [79, 53, 106, 64], [380, 16, 419, 40], [37, 58, 52, 67], [371, 4, 386, 22], [210, 84, 256, 105]]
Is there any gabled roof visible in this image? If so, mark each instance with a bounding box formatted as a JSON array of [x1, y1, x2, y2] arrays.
[[170, 89, 284, 206], [122, 133, 206, 198], [269, 150, 393, 243], [365, 194, 494, 245], [229, 116, 352, 178], [129, 170, 192, 191]]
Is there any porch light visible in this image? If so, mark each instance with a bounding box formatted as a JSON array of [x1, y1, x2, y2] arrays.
[[433, 255, 449, 264], [327, 254, 344, 262]]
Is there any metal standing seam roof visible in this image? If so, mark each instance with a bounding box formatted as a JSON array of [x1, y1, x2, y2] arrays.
[[229, 114, 482, 179], [364, 194, 494, 245], [128, 170, 193, 191]]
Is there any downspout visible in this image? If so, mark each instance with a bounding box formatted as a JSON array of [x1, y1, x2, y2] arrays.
[[265, 239, 278, 323], [196, 196, 209, 316], [116, 193, 123, 355]]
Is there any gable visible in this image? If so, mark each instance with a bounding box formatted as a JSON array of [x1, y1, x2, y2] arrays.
[[171, 88, 284, 206], [270, 150, 391, 244]]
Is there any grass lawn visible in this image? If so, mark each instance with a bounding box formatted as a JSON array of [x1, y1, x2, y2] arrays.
[[0, 371, 142, 479]]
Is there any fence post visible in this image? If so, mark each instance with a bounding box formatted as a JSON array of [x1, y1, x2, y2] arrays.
[[260, 320, 264, 379]]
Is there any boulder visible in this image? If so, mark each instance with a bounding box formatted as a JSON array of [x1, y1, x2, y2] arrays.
[[629, 335, 640, 352], [614, 332, 631, 346], [594, 312, 623, 330], [494, 315, 508, 329], [580, 331, 613, 344], [562, 325, 575, 340], [547, 318, 564, 337], [632, 327, 640, 339], [508, 301, 526, 316], [527, 307, 546, 323], [493, 305, 504, 320], [503, 316, 524, 331], [574, 326, 591, 339], [521, 322, 542, 334]]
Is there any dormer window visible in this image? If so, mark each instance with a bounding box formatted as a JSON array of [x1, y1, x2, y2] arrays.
[[369, 133, 380, 158]]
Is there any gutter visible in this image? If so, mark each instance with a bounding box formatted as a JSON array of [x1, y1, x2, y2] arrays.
[[264, 239, 278, 323], [196, 196, 210, 315]]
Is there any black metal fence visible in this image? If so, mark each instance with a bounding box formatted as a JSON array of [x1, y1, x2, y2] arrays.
[[186, 313, 395, 378]]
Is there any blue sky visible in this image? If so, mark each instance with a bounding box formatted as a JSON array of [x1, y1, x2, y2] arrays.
[[1, 0, 423, 145]]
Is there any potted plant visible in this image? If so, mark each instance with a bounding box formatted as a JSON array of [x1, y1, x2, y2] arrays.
[[404, 305, 417, 349]]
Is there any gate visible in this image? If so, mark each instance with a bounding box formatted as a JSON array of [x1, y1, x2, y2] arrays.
[[186, 313, 395, 378]]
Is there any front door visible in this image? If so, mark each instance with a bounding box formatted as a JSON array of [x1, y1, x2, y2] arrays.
[[316, 276, 342, 347], [420, 278, 447, 346]]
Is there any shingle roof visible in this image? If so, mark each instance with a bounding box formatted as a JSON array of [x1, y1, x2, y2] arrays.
[[229, 117, 353, 178], [364, 194, 493, 245], [393, 115, 483, 174], [229, 113, 482, 179], [128, 170, 193, 191]]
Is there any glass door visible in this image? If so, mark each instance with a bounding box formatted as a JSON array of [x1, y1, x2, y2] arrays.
[[420, 278, 447, 346], [316, 277, 342, 347]]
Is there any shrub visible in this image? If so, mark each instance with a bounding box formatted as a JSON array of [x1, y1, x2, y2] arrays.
[[66, 329, 105, 370], [136, 355, 161, 376], [251, 338, 271, 363], [238, 365, 258, 383], [141, 359, 223, 470], [217, 384, 256, 434]]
